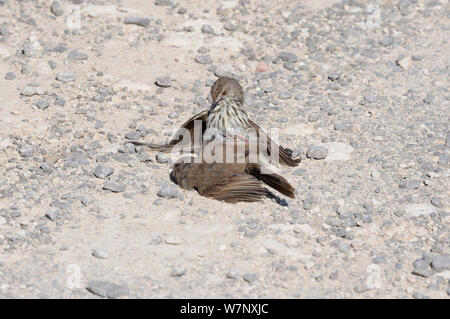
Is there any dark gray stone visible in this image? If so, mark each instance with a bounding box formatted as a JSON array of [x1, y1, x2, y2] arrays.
[[123, 17, 151, 27], [86, 281, 129, 299]]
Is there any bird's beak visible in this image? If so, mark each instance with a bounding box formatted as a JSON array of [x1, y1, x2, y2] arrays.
[[210, 97, 223, 111]]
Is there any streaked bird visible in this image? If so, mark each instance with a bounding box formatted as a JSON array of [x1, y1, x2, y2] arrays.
[[132, 77, 301, 166]]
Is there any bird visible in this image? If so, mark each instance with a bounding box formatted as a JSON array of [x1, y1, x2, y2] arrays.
[[131, 77, 301, 167], [172, 141, 295, 203]]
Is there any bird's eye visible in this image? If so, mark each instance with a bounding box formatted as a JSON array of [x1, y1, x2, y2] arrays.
[[222, 90, 227, 96]]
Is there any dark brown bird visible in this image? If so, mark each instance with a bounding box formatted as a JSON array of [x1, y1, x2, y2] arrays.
[[172, 147, 295, 203], [132, 77, 301, 166]]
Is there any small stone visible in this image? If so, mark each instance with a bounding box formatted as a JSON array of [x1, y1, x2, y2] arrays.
[[431, 254, 450, 272], [155, 0, 174, 6], [364, 94, 377, 103], [33, 99, 49, 110], [430, 197, 442, 208], [150, 234, 163, 245], [93, 165, 113, 179], [56, 71, 76, 82], [405, 204, 436, 217], [86, 281, 129, 299], [165, 235, 183, 245], [155, 77, 171, 88], [103, 180, 125, 193], [67, 50, 88, 62], [226, 269, 240, 279], [40, 162, 53, 173], [279, 91, 292, 99], [308, 113, 321, 122], [396, 56, 413, 70], [124, 131, 141, 140], [5, 72, 15, 80], [412, 259, 433, 278], [256, 61, 269, 72], [170, 266, 186, 277], [201, 24, 214, 34], [379, 37, 394, 47], [50, 1, 64, 17], [123, 17, 151, 27], [195, 55, 212, 64], [156, 153, 169, 163], [223, 22, 236, 31], [21, 86, 43, 96], [306, 146, 328, 160], [92, 249, 108, 259], [157, 185, 180, 199], [45, 208, 60, 221], [328, 72, 340, 81], [278, 52, 297, 63], [0, 23, 8, 36], [243, 272, 259, 283], [19, 146, 34, 157]]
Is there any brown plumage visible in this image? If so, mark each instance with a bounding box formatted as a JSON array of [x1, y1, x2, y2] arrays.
[[131, 77, 301, 166], [172, 151, 295, 203]]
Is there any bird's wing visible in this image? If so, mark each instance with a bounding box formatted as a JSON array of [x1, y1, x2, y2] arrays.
[[129, 110, 208, 152], [248, 119, 301, 167], [198, 174, 268, 203], [246, 163, 295, 199], [168, 110, 208, 146]]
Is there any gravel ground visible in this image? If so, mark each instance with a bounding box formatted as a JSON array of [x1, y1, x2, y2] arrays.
[[0, 0, 449, 299]]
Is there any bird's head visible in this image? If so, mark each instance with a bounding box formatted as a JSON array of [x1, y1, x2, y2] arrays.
[[210, 77, 244, 110]]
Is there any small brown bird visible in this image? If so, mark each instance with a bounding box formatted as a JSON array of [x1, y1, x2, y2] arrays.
[[132, 77, 300, 166], [172, 144, 295, 203]]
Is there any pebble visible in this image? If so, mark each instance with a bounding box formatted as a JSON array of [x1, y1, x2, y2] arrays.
[[201, 24, 214, 34], [155, 77, 171, 88], [223, 23, 236, 31], [50, 1, 63, 17], [156, 153, 169, 163], [165, 235, 183, 245], [86, 281, 129, 299], [405, 204, 436, 217], [33, 99, 49, 110], [19, 146, 34, 157], [306, 145, 328, 160], [308, 113, 321, 122], [92, 249, 108, 259], [278, 52, 297, 63], [93, 165, 114, 179], [243, 272, 259, 283], [431, 254, 450, 272], [56, 71, 76, 82], [45, 208, 60, 221], [226, 269, 240, 279], [256, 61, 269, 72], [170, 266, 186, 277], [396, 56, 413, 70], [5, 72, 15, 80], [195, 55, 212, 64], [21, 86, 44, 96], [40, 162, 53, 173], [67, 50, 88, 62], [379, 36, 394, 47], [103, 180, 125, 193], [157, 185, 180, 199], [123, 17, 151, 27], [124, 131, 140, 141], [279, 91, 292, 99], [430, 197, 442, 208]]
